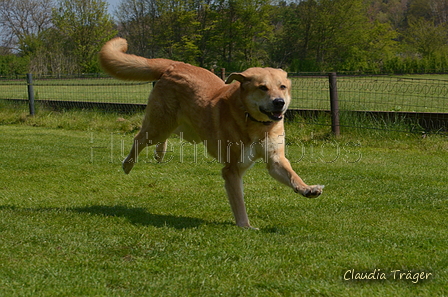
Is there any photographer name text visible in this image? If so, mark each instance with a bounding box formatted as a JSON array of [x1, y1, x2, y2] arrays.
[[343, 269, 432, 283]]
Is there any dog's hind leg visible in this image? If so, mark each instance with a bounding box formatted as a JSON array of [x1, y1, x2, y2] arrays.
[[123, 119, 176, 173], [122, 132, 151, 174], [154, 141, 168, 163], [123, 96, 178, 174], [123, 129, 174, 174]]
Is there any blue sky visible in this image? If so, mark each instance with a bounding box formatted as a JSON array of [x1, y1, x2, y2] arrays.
[[105, 0, 120, 14]]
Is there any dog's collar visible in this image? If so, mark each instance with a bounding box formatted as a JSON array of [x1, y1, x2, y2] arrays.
[[245, 112, 273, 126]]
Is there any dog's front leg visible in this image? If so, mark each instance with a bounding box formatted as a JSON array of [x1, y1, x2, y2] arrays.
[[267, 155, 324, 198], [221, 164, 253, 228]]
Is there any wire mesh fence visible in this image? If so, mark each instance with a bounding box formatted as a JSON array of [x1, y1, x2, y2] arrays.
[[290, 74, 448, 113], [289, 75, 330, 110], [1, 76, 153, 101], [339, 76, 448, 113], [289, 73, 448, 133], [30, 78, 152, 104], [0, 77, 28, 101], [1, 73, 447, 134]]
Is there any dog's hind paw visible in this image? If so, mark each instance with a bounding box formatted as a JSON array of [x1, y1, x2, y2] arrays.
[[122, 161, 134, 174], [303, 185, 324, 198]]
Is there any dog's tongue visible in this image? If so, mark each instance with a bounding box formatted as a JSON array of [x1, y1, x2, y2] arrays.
[[272, 112, 283, 118]]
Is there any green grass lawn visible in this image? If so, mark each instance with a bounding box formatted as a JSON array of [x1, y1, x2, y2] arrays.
[[0, 108, 447, 296]]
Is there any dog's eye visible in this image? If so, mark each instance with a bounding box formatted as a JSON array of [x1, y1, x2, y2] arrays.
[[280, 85, 287, 90], [258, 85, 269, 91]]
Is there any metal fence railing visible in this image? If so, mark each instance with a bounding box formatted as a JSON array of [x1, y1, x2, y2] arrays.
[[1, 73, 447, 134]]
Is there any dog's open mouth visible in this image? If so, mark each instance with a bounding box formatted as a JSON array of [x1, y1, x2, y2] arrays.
[[260, 108, 284, 121]]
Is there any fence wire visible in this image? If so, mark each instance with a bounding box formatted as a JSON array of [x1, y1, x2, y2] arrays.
[[290, 74, 448, 113], [1, 77, 152, 103], [338, 76, 448, 113], [33, 78, 152, 104], [289, 74, 448, 133]]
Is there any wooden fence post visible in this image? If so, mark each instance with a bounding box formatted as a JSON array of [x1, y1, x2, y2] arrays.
[[328, 72, 340, 136], [27, 73, 35, 116]]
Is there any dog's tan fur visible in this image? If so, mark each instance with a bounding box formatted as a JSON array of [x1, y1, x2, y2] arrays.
[[99, 37, 323, 228]]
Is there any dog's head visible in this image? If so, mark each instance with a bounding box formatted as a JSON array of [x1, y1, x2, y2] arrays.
[[226, 68, 291, 123]]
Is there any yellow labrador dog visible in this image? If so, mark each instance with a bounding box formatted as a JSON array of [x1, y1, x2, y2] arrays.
[[99, 37, 323, 228]]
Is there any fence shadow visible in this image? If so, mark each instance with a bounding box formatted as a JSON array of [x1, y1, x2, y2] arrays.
[[71, 205, 205, 229]]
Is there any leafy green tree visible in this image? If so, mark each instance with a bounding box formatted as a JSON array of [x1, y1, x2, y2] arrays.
[[211, 0, 273, 69], [155, 1, 202, 64], [194, 0, 220, 67], [115, 0, 273, 69], [0, 54, 30, 77], [272, 0, 399, 72], [429, 0, 448, 25], [52, 0, 117, 73], [272, 0, 319, 70], [0, 0, 53, 54], [405, 18, 447, 57], [116, 0, 161, 58], [2, 0, 448, 75], [408, 0, 432, 22]]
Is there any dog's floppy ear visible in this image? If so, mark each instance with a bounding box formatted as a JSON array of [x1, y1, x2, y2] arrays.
[[225, 73, 246, 84]]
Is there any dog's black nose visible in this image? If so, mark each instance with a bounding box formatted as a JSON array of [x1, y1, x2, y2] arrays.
[[272, 98, 285, 110]]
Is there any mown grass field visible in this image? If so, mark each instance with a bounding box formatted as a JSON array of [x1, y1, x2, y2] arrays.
[[1, 74, 448, 112], [0, 105, 447, 296]]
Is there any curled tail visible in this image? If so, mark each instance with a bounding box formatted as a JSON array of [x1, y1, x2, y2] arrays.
[[99, 37, 174, 81]]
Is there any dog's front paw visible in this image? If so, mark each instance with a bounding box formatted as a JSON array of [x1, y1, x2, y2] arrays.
[[302, 185, 324, 198], [242, 225, 260, 231]]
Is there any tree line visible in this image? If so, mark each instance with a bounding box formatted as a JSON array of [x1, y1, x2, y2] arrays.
[[1, 0, 448, 77]]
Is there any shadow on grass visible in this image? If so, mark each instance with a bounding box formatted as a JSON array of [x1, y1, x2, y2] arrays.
[[71, 205, 205, 229], [0, 205, 205, 229]]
